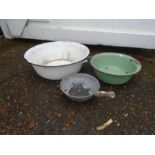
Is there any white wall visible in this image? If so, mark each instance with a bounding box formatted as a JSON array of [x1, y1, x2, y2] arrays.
[[1, 19, 155, 49]]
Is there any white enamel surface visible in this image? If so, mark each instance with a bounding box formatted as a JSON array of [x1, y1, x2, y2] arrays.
[[32, 63, 82, 80], [24, 41, 89, 66], [24, 41, 89, 80], [45, 60, 72, 66]]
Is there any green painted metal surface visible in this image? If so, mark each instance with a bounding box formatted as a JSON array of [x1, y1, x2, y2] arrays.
[[90, 53, 141, 85]]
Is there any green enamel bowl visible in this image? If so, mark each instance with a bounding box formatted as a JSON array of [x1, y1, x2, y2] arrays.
[[90, 52, 141, 85]]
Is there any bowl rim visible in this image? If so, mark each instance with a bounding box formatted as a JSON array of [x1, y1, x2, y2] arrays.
[[24, 41, 90, 68], [90, 52, 142, 76]]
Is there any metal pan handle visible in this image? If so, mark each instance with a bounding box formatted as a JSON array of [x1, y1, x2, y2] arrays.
[[95, 91, 115, 99]]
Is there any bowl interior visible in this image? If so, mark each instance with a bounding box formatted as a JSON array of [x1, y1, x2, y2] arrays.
[[60, 73, 100, 98], [91, 53, 141, 76], [24, 41, 89, 66]]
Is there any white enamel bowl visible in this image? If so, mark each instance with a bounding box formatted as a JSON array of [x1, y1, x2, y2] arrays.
[[24, 41, 89, 80]]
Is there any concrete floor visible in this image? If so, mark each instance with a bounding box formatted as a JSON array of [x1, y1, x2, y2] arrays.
[[0, 39, 155, 135]]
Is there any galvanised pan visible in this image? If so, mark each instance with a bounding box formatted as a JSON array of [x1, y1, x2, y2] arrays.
[[60, 73, 115, 102]]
